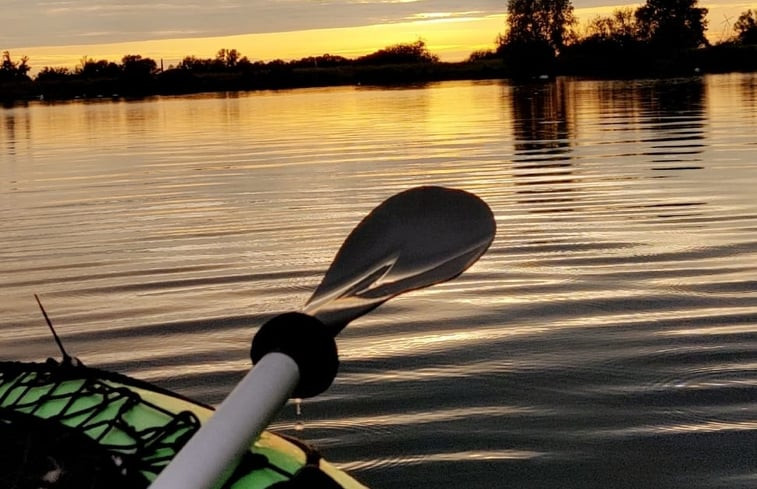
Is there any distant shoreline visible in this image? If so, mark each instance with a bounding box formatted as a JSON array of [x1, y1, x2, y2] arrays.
[[2, 44, 756, 106]]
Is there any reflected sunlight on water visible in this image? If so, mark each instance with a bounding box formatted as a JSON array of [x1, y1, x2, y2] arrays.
[[2, 74, 756, 488]]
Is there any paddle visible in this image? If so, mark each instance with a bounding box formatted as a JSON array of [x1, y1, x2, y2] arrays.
[[304, 186, 497, 334], [149, 186, 496, 489]]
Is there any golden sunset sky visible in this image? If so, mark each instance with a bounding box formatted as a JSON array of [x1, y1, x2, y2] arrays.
[[3, 1, 757, 73]]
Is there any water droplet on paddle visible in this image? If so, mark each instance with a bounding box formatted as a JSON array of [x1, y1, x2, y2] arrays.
[[294, 398, 304, 431]]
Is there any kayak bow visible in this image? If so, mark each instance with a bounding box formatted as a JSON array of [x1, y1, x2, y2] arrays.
[[2, 186, 496, 489], [0, 359, 366, 489]]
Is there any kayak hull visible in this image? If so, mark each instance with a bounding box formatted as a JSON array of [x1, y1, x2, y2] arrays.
[[0, 360, 366, 489]]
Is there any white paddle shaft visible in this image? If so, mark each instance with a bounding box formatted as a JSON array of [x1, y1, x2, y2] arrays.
[[149, 352, 300, 489]]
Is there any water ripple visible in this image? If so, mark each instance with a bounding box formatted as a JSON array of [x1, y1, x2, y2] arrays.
[[2, 76, 756, 489]]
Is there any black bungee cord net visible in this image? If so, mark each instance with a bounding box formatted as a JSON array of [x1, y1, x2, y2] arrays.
[[0, 360, 345, 489]]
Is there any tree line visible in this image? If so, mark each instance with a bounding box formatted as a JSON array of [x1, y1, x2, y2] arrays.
[[2, 3, 757, 101], [0, 39, 474, 102], [0, 40, 447, 101], [2, 40, 438, 84], [490, 1, 757, 77]]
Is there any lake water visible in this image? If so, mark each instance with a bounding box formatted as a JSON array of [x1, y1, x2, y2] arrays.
[[1, 74, 756, 488]]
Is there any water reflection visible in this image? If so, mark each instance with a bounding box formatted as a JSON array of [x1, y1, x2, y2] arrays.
[[510, 80, 573, 159], [2, 109, 32, 157], [572, 78, 710, 223], [2, 112, 15, 156], [643, 78, 707, 170], [632, 78, 709, 220], [1, 76, 756, 489], [741, 73, 757, 117], [507, 80, 576, 214]]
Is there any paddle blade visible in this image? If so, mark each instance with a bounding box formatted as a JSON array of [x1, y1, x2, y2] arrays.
[[304, 186, 496, 334]]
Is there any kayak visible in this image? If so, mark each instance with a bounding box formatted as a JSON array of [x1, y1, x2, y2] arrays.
[[0, 359, 367, 489], [1, 186, 496, 489]]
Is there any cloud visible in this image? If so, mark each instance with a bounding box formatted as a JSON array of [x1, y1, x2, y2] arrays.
[[3, 0, 505, 48], [6, 1, 753, 51], [406, 11, 486, 21]]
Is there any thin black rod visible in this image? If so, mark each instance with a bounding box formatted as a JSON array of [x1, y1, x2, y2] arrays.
[[34, 293, 70, 361]]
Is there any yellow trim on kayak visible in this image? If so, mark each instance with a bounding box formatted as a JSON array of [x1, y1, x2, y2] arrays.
[[0, 365, 367, 489], [116, 380, 369, 489]]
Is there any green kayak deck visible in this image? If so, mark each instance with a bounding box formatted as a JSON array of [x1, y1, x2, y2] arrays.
[[0, 360, 367, 489]]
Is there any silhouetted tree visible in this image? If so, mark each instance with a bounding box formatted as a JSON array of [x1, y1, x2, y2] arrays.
[[215, 48, 251, 69], [356, 40, 439, 65], [268, 59, 287, 67], [119, 54, 158, 94], [499, 38, 555, 77], [466, 49, 498, 62], [499, 0, 575, 77], [36, 66, 70, 81], [561, 8, 646, 76], [77, 58, 121, 78], [635, 0, 709, 49], [121, 55, 158, 77], [289, 54, 350, 68], [176, 49, 251, 72], [217, 48, 238, 68], [586, 8, 639, 43], [0, 51, 31, 81], [503, 0, 576, 53], [177, 55, 214, 72], [735, 10, 757, 45]]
